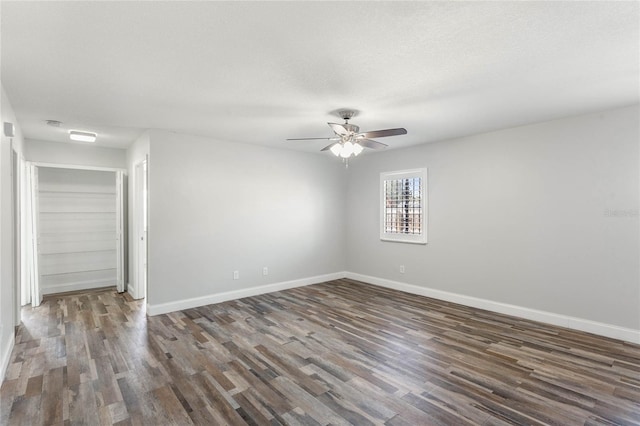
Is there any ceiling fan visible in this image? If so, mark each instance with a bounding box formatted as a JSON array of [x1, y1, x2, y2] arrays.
[[287, 110, 407, 159]]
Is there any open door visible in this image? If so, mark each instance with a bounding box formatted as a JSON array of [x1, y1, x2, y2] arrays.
[[20, 157, 29, 306], [26, 163, 42, 307]]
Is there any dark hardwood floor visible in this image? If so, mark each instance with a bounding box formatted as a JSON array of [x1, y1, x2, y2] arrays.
[[1, 279, 639, 425]]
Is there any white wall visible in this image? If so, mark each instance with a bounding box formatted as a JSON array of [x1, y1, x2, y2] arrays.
[[0, 85, 25, 381], [347, 105, 640, 332], [126, 131, 150, 298], [146, 130, 347, 311], [24, 138, 126, 169]]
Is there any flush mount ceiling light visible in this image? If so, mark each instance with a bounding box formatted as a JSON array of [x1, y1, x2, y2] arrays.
[[287, 109, 407, 164], [69, 130, 97, 142]]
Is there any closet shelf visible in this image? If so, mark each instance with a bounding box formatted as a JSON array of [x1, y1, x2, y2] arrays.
[[39, 231, 117, 236], [42, 267, 117, 277], [39, 211, 117, 214], [39, 190, 116, 195], [40, 248, 116, 255]]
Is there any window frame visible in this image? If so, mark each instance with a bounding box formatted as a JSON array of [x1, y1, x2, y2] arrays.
[[379, 168, 427, 244]]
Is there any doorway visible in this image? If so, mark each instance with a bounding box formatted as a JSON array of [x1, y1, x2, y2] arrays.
[[24, 163, 126, 306]]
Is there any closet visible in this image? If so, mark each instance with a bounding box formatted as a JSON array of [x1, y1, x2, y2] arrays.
[[26, 164, 125, 305]]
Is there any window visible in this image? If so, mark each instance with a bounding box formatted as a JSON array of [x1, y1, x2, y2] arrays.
[[380, 168, 427, 244]]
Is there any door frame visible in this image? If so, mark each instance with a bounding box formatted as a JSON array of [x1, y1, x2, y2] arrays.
[[25, 162, 127, 305], [11, 146, 22, 325], [132, 157, 148, 300], [115, 170, 125, 293]]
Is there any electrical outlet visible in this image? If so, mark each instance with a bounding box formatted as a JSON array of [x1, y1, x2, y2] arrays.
[[263, 267, 268, 276], [399, 265, 405, 274], [233, 270, 239, 280]]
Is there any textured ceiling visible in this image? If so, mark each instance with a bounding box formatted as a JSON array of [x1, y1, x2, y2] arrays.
[[1, 1, 638, 152]]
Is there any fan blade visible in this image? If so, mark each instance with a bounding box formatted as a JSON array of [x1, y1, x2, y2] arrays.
[[321, 142, 339, 152], [358, 139, 388, 149], [328, 122, 349, 136], [286, 137, 333, 141], [358, 128, 407, 139]]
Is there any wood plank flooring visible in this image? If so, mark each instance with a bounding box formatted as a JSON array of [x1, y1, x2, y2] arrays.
[[1, 279, 639, 425]]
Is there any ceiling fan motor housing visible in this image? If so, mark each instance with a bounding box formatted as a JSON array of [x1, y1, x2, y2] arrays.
[[342, 123, 359, 134]]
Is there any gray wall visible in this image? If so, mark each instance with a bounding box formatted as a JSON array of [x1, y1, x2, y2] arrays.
[[24, 139, 126, 169], [346, 105, 639, 329], [147, 130, 347, 306]]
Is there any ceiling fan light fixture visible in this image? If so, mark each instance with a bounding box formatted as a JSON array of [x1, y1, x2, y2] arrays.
[[69, 130, 97, 142], [340, 141, 354, 158], [329, 141, 364, 158]]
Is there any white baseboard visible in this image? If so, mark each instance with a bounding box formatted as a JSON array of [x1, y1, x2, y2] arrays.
[[346, 272, 640, 345], [147, 272, 347, 316], [41, 279, 114, 295], [1, 332, 15, 384]]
